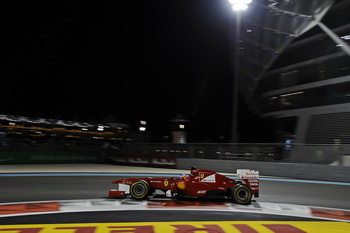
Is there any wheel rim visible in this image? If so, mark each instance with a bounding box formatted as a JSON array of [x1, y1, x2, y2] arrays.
[[236, 187, 250, 202], [132, 183, 147, 197]]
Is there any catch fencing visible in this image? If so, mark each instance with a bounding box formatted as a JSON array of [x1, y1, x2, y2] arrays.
[[1, 137, 349, 165], [118, 142, 349, 165]]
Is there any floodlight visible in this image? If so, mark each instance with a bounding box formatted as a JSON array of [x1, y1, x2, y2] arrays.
[[229, 0, 252, 4], [232, 4, 248, 11]]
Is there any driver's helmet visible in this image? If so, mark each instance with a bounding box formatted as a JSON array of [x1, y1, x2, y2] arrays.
[[190, 166, 197, 175], [179, 173, 188, 179]]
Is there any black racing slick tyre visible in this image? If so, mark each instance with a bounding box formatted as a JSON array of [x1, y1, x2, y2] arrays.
[[232, 185, 252, 205], [130, 180, 150, 200]]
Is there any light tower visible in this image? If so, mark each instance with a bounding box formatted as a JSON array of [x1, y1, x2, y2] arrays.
[[227, 0, 252, 143]]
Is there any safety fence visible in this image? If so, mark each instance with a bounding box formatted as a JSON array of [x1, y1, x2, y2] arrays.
[[1, 137, 349, 165], [176, 158, 350, 182], [116, 142, 349, 165], [0, 138, 115, 164]]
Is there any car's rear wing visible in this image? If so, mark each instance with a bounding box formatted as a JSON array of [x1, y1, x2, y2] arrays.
[[236, 169, 259, 197], [236, 169, 259, 179]]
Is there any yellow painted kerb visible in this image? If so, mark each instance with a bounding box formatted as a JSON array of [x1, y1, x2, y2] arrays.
[[0, 221, 349, 232]]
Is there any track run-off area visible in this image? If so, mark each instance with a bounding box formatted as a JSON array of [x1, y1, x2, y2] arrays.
[[0, 164, 350, 232]]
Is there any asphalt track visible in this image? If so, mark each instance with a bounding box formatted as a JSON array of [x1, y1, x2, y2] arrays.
[[1, 165, 350, 232], [1, 175, 350, 209]]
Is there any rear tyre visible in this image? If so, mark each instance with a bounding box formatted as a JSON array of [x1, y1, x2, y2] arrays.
[[130, 180, 150, 200], [232, 185, 252, 205]]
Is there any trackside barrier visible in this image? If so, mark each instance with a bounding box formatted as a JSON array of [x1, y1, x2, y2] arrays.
[[177, 158, 350, 183], [118, 143, 350, 164], [0, 151, 98, 164]]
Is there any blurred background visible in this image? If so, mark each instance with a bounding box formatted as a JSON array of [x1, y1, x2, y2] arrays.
[[0, 0, 350, 173]]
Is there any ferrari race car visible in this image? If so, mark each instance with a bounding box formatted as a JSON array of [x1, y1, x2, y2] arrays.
[[108, 167, 259, 205]]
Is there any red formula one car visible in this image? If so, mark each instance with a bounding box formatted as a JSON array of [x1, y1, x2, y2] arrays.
[[108, 167, 259, 205]]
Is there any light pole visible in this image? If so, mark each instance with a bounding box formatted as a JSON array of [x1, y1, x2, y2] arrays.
[[228, 0, 252, 143]]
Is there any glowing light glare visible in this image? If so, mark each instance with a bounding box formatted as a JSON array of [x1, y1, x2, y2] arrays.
[[232, 4, 248, 11], [179, 124, 185, 129], [139, 126, 146, 132], [341, 35, 350, 40], [229, 0, 252, 4], [280, 91, 304, 97], [228, 0, 252, 11]]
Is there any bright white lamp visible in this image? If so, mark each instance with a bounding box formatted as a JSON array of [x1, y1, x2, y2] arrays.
[[232, 4, 248, 11], [229, 0, 252, 11]]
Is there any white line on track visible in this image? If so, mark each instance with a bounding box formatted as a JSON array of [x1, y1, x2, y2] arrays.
[[1, 198, 350, 222]]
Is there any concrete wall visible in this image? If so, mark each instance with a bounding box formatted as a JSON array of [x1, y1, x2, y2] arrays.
[[331, 156, 350, 166], [177, 158, 350, 182]]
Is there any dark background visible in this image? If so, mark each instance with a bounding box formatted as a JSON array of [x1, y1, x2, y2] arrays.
[[0, 0, 273, 142]]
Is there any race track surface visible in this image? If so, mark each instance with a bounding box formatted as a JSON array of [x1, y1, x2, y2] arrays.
[[1, 165, 350, 232], [1, 175, 349, 209]]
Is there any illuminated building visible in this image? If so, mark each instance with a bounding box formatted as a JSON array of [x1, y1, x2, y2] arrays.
[[237, 0, 350, 145]]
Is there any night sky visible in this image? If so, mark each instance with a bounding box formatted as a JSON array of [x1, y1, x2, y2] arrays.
[[0, 0, 273, 143]]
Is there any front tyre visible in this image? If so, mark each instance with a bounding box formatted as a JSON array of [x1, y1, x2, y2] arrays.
[[232, 185, 252, 205], [130, 180, 150, 200]]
